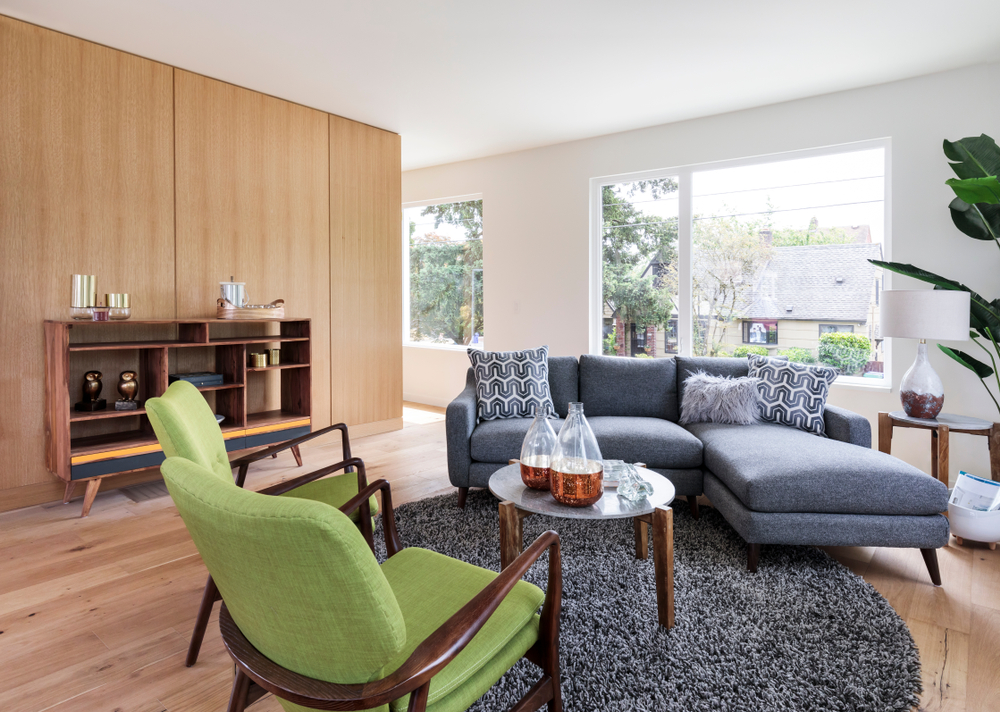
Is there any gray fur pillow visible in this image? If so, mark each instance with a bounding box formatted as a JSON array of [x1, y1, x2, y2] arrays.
[[679, 371, 760, 425]]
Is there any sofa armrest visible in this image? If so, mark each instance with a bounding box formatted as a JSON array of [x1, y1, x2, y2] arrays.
[[445, 369, 478, 488], [824, 405, 871, 448]]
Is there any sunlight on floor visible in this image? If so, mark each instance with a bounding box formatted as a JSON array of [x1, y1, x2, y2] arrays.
[[403, 403, 446, 426]]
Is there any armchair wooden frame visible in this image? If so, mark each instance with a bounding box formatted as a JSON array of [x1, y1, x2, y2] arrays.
[[221, 478, 563, 712], [186, 423, 370, 668]]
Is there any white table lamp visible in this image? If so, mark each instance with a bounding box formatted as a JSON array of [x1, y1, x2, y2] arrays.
[[880, 289, 971, 419]]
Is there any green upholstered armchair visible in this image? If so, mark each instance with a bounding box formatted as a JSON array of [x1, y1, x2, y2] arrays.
[[146, 380, 378, 668], [161, 457, 563, 712]]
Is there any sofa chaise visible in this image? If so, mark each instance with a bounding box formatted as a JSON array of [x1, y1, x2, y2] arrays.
[[446, 354, 949, 583]]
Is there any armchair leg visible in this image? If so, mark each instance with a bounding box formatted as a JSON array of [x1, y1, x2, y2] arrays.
[[747, 543, 760, 573], [186, 575, 221, 667], [687, 495, 700, 520], [228, 668, 251, 712], [457, 486, 469, 509], [921, 548, 942, 586]]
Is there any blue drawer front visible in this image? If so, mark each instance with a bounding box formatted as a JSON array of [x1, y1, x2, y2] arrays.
[[244, 426, 311, 450]]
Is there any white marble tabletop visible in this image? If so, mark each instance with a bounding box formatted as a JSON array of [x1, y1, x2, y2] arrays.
[[488, 463, 675, 520], [888, 410, 994, 432]]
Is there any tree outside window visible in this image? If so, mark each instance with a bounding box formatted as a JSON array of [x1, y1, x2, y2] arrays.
[[406, 199, 484, 347]]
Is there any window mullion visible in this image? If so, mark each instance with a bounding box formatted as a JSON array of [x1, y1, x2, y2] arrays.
[[677, 169, 693, 357]]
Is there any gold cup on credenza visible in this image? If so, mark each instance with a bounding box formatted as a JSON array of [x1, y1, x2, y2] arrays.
[[70, 274, 96, 320]]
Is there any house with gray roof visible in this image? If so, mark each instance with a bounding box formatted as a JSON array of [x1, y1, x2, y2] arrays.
[[720, 242, 883, 359]]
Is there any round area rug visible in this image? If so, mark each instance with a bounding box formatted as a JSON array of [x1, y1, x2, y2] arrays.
[[373, 489, 921, 712]]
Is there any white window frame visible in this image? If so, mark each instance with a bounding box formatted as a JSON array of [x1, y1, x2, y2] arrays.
[[589, 138, 892, 389], [402, 193, 484, 351]]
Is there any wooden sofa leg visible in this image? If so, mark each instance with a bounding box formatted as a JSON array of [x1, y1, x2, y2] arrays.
[[920, 548, 942, 586], [747, 543, 760, 573], [687, 496, 700, 520], [457, 487, 469, 509]]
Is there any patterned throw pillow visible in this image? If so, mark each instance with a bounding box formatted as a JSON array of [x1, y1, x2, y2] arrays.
[[468, 346, 555, 421], [747, 355, 837, 435]]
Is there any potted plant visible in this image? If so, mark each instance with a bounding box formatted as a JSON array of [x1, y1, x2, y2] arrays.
[[871, 134, 1000, 413]]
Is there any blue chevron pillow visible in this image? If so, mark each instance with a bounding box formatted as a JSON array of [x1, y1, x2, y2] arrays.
[[468, 346, 555, 421], [747, 355, 838, 435]]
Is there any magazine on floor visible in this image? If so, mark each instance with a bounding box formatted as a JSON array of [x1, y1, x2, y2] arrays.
[[950, 471, 1000, 511]]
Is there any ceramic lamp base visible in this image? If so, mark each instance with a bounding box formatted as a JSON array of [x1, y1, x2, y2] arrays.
[[900, 341, 944, 419]]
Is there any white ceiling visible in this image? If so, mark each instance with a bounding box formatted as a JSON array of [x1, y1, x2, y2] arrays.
[[4, 1, 1000, 170]]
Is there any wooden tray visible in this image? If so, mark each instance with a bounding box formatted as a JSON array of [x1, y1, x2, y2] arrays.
[[217, 298, 285, 320]]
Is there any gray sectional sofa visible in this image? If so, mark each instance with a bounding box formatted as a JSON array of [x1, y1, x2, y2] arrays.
[[446, 354, 950, 583]]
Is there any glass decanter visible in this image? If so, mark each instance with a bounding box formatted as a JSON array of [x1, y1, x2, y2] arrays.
[[519, 404, 558, 490], [550, 402, 604, 507]]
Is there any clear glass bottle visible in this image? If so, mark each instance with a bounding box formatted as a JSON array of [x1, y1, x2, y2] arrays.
[[519, 404, 557, 490], [550, 402, 604, 507]]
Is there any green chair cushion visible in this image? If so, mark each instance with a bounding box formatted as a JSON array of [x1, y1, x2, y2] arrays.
[[276, 548, 543, 712], [146, 380, 233, 481], [381, 548, 543, 712], [280, 473, 379, 524], [161, 458, 407, 684]]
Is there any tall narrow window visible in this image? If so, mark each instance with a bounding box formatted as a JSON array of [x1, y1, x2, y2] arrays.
[[600, 178, 679, 358], [404, 198, 484, 348]]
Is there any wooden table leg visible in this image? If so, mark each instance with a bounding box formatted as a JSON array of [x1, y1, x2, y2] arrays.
[[62, 480, 76, 504], [989, 424, 1000, 481], [877, 412, 893, 455], [634, 517, 649, 560], [931, 425, 950, 485], [652, 505, 674, 629], [80, 478, 103, 517], [499, 500, 523, 571]]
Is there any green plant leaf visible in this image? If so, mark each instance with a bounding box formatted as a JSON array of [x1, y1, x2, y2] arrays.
[[943, 135, 1000, 180], [868, 259, 1000, 339], [949, 197, 1000, 241], [939, 345, 994, 379], [946, 177, 1000, 205]]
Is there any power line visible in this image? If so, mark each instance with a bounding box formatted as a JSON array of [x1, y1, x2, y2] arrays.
[[604, 174, 884, 209]]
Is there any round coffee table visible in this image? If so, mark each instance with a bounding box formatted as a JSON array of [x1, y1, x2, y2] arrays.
[[488, 463, 677, 628]]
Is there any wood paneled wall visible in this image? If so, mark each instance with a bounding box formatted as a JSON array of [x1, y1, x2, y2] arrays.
[[174, 70, 332, 425], [0, 15, 402, 511], [330, 116, 403, 429]]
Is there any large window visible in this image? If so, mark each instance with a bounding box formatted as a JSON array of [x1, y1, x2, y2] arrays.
[[592, 141, 888, 383], [404, 197, 484, 348]]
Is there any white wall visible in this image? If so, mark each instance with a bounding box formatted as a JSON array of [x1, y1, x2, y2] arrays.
[[402, 61, 1000, 481]]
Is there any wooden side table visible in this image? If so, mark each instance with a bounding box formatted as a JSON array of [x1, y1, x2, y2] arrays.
[[877, 410, 1000, 485]]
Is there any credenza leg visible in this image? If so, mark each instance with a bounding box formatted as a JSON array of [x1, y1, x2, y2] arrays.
[[80, 478, 102, 517], [63, 480, 76, 504]]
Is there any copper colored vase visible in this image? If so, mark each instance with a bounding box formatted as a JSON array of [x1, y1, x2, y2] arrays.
[[550, 402, 604, 507], [519, 404, 557, 490]]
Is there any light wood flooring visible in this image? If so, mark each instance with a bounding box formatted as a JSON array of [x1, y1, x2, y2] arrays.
[[1, 403, 997, 711]]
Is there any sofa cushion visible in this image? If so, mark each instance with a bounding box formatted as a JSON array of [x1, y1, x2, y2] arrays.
[[676, 357, 750, 407], [471, 417, 565, 463], [579, 355, 678, 421], [748, 355, 837, 435], [547, 356, 579, 419], [588, 416, 702, 469], [686, 421, 949, 515], [469, 346, 555, 421]]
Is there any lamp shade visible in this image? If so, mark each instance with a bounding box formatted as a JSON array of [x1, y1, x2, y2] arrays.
[[880, 290, 970, 341]]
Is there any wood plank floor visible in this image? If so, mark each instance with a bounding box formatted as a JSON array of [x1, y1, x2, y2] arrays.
[[1, 403, 997, 711]]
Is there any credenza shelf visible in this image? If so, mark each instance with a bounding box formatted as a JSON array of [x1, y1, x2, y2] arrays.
[[45, 317, 314, 515]]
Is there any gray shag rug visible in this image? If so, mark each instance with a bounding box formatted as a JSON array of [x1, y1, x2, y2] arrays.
[[373, 489, 921, 712]]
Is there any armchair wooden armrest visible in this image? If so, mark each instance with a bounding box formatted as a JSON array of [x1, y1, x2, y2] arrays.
[[339, 478, 402, 557], [258, 456, 366, 498], [220, 531, 562, 712], [231, 423, 355, 487]]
